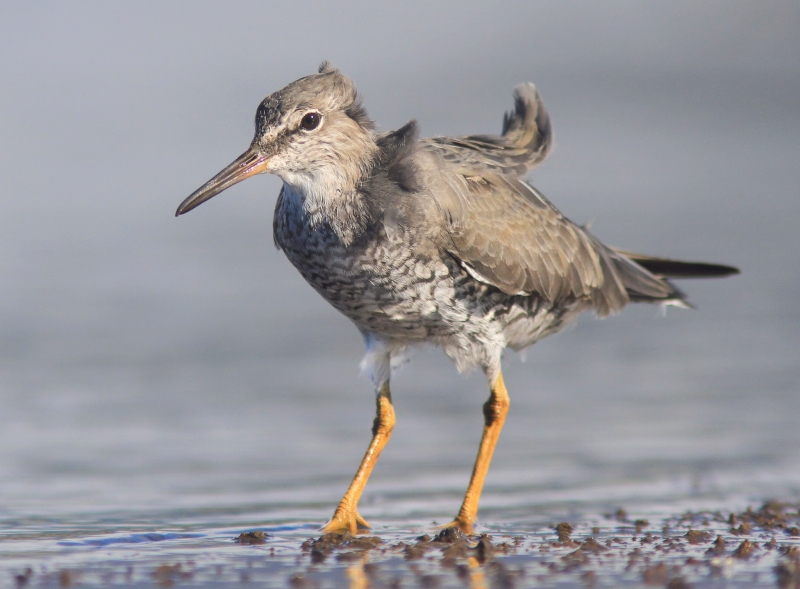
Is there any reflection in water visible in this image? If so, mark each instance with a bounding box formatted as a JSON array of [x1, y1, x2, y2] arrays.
[[467, 556, 488, 589], [346, 562, 367, 589]]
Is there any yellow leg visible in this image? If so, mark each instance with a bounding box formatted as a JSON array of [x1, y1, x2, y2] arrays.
[[444, 370, 510, 534], [322, 382, 395, 534]]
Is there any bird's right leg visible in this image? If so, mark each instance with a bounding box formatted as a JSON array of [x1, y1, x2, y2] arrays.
[[322, 351, 395, 535]]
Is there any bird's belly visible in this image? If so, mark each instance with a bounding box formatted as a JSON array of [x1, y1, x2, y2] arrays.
[[281, 237, 580, 351], [278, 232, 464, 340]]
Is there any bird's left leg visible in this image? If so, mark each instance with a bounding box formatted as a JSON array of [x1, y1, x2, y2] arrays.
[[443, 368, 510, 534], [322, 350, 395, 534]]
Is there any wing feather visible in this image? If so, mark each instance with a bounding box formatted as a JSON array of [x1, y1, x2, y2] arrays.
[[428, 168, 629, 315], [424, 83, 552, 178], [398, 82, 686, 314]]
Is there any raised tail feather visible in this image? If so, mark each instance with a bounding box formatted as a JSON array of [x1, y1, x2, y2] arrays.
[[498, 83, 553, 171], [427, 83, 553, 177]]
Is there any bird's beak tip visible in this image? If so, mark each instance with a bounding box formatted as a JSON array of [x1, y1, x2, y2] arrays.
[[175, 149, 268, 217]]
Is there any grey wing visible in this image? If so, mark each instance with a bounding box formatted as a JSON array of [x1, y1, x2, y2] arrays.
[[425, 83, 552, 178], [428, 172, 677, 316], [407, 82, 678, 314]]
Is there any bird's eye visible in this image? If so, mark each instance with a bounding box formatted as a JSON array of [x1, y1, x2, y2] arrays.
[[300, 112, 321, 131]]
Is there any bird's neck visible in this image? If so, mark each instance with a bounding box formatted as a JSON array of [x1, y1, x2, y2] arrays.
[[281, 144, 379, 246]]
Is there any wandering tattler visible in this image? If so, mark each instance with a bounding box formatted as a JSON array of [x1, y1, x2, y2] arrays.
[[176, 63, 738, 534]]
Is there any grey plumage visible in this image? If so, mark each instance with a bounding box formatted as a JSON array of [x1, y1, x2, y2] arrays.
[[177, 62, 737, 375], [176, 64, 738, 532]]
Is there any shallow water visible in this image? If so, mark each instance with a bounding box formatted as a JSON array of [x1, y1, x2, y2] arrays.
[[2, 3, 800, 587], [4, 499, 800, 588]]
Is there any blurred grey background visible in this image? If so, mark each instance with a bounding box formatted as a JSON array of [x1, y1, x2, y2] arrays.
[[0, 2, 798, 523]]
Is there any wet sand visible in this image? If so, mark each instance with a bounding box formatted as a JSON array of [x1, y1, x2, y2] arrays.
[[5, 502, 800, 588]]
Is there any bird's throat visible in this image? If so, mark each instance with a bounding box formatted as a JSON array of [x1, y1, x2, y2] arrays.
[[281, 174, 371, 246]]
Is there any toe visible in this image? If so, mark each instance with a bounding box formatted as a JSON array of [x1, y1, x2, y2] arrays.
[[356, 512, 371, 529], [438, 518, 475, 535], [322, 509, 371, 534]]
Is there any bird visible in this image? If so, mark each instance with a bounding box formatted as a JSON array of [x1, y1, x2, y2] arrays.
[[176, 62, 738, 535]]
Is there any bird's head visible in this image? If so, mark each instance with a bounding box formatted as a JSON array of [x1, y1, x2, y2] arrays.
[[176, 62, 376, 216]]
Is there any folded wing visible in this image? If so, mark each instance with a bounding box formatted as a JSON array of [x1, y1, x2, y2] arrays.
[[431, 171, 685, 315], [413, 84, 737, 315]]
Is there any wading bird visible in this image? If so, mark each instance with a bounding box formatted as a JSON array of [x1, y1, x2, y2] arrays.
[[176, 63, 738, 534]]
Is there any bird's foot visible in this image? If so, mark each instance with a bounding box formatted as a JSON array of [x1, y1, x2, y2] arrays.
[[321, 506, 371, 535], [437, 516, 475, 536]]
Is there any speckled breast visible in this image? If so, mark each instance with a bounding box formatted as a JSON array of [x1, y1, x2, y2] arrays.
[[273, 192, 464, 340]]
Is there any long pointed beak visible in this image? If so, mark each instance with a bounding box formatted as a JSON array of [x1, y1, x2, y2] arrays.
[[175, 149, 269, 216]]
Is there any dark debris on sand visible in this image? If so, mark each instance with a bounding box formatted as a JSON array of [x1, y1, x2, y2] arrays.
[[235, 530, 268, 545], [403, 501, 800, 587], [10, 500, 800, 588], [301, 531, 384, 564]]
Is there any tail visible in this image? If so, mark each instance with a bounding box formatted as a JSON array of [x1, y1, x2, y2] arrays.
[[612, 250, 740, 279], [608, 247, 739, 306]]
